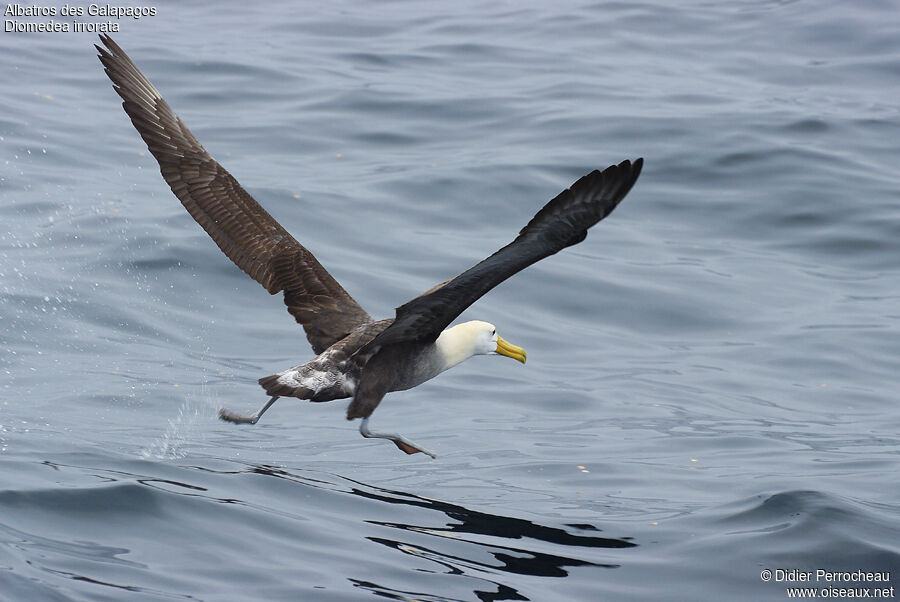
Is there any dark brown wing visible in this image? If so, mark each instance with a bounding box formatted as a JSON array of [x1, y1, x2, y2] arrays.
[[96, 35, 371, 354], [365, 159, 642, 352]]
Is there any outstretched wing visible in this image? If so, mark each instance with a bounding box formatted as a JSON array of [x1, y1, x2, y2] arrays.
[[96, 35, 371, 353], [368, 159, 642, 351], [347, 159, 642, 420]]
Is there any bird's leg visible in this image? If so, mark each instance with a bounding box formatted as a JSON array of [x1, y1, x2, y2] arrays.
[[218, 396, 279, 425], [359, 418, 437, 459]]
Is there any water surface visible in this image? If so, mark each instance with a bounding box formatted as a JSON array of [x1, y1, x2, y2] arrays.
[[2, 1, 899, 599]]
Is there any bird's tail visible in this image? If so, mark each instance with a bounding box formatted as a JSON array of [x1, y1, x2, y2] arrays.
[[258, 374, 313, 399], [258, 372, 350, 402]]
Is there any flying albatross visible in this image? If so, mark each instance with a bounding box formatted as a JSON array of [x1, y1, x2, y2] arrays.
[[96, 34, 643, 458]]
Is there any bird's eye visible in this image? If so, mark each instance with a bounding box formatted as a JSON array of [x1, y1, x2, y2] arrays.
[[491, 329, 496, 335]]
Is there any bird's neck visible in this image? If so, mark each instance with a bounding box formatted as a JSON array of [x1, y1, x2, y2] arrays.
[[434, 326, 478, 372]]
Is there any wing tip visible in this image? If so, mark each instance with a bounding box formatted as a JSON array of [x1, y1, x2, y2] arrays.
[[630, 157, 644, 179], [95, 33, 117, 59], [626, 157, 643, 189], [610, 157, 643, 182], [601, 157, 644, 201]]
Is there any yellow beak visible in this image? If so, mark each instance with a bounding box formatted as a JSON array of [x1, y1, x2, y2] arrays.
[[495, 336, 527, 364]]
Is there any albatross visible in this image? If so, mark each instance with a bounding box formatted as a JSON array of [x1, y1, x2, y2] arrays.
[[96, 35, 643, 458]]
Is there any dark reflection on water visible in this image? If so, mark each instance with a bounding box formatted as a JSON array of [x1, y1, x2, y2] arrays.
[[2, 458, 637, 600], [253, 465, 634, 583], [350, 482, 633, 552]]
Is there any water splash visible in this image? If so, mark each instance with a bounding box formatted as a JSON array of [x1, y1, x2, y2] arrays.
[[139, 392, 212, 460]]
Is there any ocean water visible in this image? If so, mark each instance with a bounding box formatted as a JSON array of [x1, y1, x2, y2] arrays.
[[2, 1, 899, 599]]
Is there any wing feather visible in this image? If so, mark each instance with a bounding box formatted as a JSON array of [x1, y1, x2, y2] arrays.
[[96, 35, 371, 353], [367, 159, 642, 351]]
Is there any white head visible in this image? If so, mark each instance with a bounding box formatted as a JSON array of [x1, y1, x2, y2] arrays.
[[435, 320, 527, 371]]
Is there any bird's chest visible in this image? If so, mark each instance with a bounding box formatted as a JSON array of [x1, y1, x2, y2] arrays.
[[387, 344, 445, 392]]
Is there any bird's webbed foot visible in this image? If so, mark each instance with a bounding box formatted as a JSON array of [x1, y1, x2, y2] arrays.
[[359, 417, 437, 459], [218, 396, 279, 425]]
